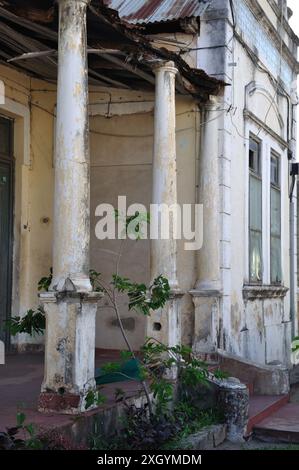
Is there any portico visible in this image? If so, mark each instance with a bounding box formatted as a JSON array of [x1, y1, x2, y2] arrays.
[[36, 0, 200, 412], [0, 0, 222, 414]]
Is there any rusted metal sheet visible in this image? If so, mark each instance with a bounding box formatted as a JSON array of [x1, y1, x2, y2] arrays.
[[104, 0, 211, 25]]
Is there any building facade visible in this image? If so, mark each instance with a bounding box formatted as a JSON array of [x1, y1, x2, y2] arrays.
[[194, 0, 298, 365], [0, 0, 298, 411]]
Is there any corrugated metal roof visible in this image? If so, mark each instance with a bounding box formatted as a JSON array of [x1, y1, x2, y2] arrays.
[[104, 0, 211, 25]]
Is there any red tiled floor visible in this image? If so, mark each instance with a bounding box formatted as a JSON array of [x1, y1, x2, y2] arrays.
[[253, 403, 299, 443], [249, 395, 289, 418], [255, 403, 299, 432], [247, 395, 289, 434], [0, 351, 143, 432]]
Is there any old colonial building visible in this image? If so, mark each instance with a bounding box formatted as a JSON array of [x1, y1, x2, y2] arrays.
[[193, 0, 299, 365], [0, 0, 298, 417]]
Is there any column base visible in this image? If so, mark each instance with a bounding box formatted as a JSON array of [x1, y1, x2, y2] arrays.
[[38, 290, 102, 414], [190, 287, 222, 355], [38, 392, 83, 414]]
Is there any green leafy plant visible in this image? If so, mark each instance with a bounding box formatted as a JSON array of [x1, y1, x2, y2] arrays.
[[5, 270, 105, 337], [0, 412, 86, 450], [120, 403, 180, 450], [112, 274, 170, 316], [84, 269, 170, 413], [141, 340, 211, 415], [89, 269, 104, 293], [91, 211, 226, 448], [16, 412, 43, 450], [0, 426, 25, 450], [6, 306, 46, 337], [213, 368, 230, 380], [90, 398, 223, 450], [85, 389, 106, 409], [161, 408, 224, 450], [115, 210, 150, 240], [292, 336, 299, 352], [0, 412, 43, 450], [6, 268, 52, 337], [83, 212, 171, 414], [38, 267, 52, 292], [7, 211, 223, 451]]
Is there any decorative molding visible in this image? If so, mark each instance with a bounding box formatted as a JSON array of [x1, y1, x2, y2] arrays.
[[190, 289, 222, 299], [0, 96, 31, 166], [243, 109, 288, 149], [245, 81, 284, 131], [39, 291, 103, 304], [267, 0, 299, 46], [169, 288, 185, 299], [243, 285, 289, 300]]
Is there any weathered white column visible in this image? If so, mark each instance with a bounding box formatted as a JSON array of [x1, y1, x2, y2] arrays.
[[52, 0, 92, 293], [191, 97, 221, 355], [147, 61, 182, 349], [39, 0, 100, 414]]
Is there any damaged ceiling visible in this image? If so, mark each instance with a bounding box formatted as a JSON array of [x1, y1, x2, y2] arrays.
[[0, 0, 223, 99], [103, 0, 212, 25]]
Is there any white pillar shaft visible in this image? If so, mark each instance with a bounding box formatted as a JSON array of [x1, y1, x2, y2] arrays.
[[151, 61, 178, 289], [39, 0, 100, 414], [196, 99, 220, 290], [52, 0, 91, 292], [148, 62, 182, 350]]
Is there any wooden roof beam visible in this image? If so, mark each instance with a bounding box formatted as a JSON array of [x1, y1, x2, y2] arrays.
[[91, 50, 156, 86]]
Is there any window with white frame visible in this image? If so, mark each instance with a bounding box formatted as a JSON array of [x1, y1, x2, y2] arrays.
[[270, 151, 282, 284], [249, 135, 263, 283]]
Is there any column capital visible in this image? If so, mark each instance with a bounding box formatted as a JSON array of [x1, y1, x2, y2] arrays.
[[204, 95, 222, 111], [153, 60, 178, 75]]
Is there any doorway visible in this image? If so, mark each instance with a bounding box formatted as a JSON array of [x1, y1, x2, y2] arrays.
[[0, 116, 13, 347]]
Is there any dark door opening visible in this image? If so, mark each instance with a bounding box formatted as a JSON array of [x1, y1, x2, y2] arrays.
[[0, 116, 13, 348]]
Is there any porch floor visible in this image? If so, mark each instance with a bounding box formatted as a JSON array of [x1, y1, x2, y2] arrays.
[[0, 350, 144, 433]]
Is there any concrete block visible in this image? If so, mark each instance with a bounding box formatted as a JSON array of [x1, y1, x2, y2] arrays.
[[181, 425, 227, 450]]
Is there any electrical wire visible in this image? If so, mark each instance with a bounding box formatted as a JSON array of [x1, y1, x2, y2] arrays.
[[229, 111, 250, 141], [27, 95, 230, 136], [229, 0, 236, 28], [89, 109, 230, 138]]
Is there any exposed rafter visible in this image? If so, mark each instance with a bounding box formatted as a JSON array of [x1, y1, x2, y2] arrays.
[[0, 1, 224, 98]]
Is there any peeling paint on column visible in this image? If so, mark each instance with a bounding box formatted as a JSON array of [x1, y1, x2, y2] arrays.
[[151, 61, 178, 289], [39, 290, 101, 413], [191, 97, 222, 355], [148, 61, 183, 350], [52, 0, 91, 293], [38, 0, 103, 414]]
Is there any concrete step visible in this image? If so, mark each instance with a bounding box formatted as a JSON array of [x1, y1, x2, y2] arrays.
[[247, 395, 289, 435], [253, 403, 299, 444]]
